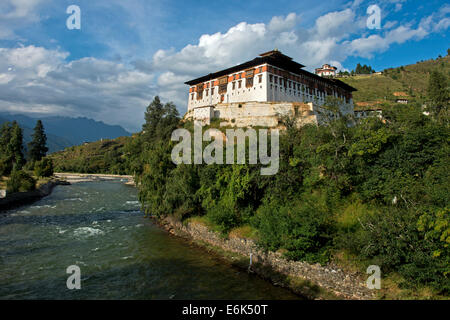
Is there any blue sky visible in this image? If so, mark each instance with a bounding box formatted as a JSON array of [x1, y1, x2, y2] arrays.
[[0, 0, 448, 132]]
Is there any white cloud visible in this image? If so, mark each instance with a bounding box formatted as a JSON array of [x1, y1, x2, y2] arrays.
[[0, 0, 47, 39], [0, 46, 155, 132]]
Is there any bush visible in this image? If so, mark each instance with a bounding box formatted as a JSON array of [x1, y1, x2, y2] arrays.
[[254, 195, 334, 264], [6, 169, 36, 193], [347, 207, 449, 294], [34, 158, 54, 177]]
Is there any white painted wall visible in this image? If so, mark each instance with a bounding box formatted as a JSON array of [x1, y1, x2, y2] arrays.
[[187, 63, 353, 112]]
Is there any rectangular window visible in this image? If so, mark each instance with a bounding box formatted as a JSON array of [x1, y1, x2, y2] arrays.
[[258, 75, 262, 83], [219, 84, 227, 94], [269, 75, 273, 83], [196, 84, 203, 100], [238, 80, 242, 89], [211, 87, 214, 95], [246, 77, 253, 88], [232, 82, 236, 90], [218, 76, 228, 94]]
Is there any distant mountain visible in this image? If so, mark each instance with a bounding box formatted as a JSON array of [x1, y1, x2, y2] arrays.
[[0, 113, 131, 153]]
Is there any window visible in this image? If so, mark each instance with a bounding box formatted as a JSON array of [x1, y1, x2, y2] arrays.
[[246, 77, 253, 88], [274, 77, 278, 84], [245, 69, 254, 88], [232, 82, 236, 90], [206, 89, 208, 96], [258, 75, 262, 83], [191, 93, 194, 100], [196, 84, 203, 100], [238, 80, 242, 89], [218, 76, 227, 94], [269, 75, 273, 82], [211, 87, 214, 95]]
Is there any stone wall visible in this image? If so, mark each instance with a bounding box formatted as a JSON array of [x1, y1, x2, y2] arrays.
[[159, 216, 375, 300], [185, 101, 319, 128]]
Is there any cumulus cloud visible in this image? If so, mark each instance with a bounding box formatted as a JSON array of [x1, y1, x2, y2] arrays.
[[0, 0, 47, 39], [0, 46, 155, 132]]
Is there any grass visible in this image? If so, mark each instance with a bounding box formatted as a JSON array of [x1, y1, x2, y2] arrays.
[[48, 136, 131, 174], [376, 273, 447, 300], [229, 224, 259, 240]]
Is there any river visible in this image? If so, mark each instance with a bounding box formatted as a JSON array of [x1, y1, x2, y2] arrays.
[[0, 180, 300, 299]]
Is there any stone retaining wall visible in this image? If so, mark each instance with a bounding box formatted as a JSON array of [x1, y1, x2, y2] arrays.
[[159, 216, 375, 300]]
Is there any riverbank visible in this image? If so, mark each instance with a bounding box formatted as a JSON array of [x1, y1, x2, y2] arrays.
[[156, 215, 376, 300], [54, 173, 135, 185], [0, 178, 70, 211]]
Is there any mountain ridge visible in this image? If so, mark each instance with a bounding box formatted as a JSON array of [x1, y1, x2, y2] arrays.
[[0, 113, 131, 153]]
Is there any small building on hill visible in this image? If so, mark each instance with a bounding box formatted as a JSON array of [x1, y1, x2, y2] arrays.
[[393, 91, 409, 104], [184, 50, 356, 127], [315, 64, 338, 77]]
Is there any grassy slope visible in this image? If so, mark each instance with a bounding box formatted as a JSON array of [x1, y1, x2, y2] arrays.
[[340, 55, 450, 108], [48, 136, 130, 174]]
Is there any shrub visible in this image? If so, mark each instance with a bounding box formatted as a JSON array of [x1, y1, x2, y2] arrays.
[[34, 158, 54, 177], [6, 169, 36, 193], [348, 207, 449, 293], [254, 195, 334, 264]]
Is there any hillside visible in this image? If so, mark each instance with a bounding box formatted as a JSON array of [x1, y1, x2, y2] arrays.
[[48, 136, 131, 174], [340, 55, 450, 109], [0, 113, 131, 152]]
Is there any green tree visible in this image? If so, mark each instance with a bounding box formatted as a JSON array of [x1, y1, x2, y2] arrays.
[[427, 70, 449, 118], [34, 158, 54, 177], [142, 96, 180, 142], [0, 122, 13, 175], [28, 120, 48, 162], [9, 121, 25, 170]]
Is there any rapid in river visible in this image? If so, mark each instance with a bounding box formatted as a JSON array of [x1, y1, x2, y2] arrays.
[[0, 180, 300, 299]]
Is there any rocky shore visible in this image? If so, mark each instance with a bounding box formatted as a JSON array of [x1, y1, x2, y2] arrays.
[[157, 215, 376, 300]]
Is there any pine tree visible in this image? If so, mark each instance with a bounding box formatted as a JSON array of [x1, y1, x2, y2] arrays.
[[0, 122, 13, 175], [142, 96, 180, 142], [0, 122, 12, 157], [28, 120, 48, 162], [9, 121, 25, 169]]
